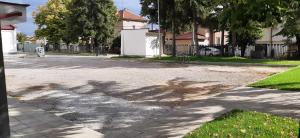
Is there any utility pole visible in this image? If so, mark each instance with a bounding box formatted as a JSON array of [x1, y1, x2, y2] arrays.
[[158, 0, 161, 59]]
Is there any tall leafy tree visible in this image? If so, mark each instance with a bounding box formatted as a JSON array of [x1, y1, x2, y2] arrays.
[[278, 1, 300, 57], [17, 32, 27, 44], [33, 0, 71, 51], [67, 0, 117, 55], [178, 0, 212, 47], [217, 0, 291, 57], [141, 0, 185, 57]]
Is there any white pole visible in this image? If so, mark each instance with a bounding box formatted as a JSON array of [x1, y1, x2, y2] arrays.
[[158, 0, 161, 59]]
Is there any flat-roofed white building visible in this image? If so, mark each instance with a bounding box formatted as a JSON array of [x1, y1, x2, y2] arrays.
[[1, 25, 17, 54]]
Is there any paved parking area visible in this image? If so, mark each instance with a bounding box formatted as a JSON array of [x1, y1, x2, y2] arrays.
[[5, 56, 289, 137], [8, 97, 103, 138]]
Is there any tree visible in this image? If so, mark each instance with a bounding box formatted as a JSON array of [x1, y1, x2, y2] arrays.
[[278, 1, 300, 57], [216, 0, 291, 57], [141, 0, 187, 57], [33, 0, 71, 51], [178, 0, 212, 47], [67, 0, 117, 55], [17, 32, 26, 44], [17, 32, 27, 52]]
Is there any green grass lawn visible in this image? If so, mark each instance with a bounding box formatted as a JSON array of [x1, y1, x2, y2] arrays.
[[251, 66, 300, 91], [155, 56, 300, 66], [185, 110, 299, 138]]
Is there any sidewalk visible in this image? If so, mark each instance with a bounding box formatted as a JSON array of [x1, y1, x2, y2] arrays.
[[106, 87, 300, 138], [8, 97, 103, 138]]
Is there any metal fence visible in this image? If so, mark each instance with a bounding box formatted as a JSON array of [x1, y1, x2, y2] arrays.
[[164, 44, 228, 56], [17, 43, 41, 53], [164, 44, 293, 59]]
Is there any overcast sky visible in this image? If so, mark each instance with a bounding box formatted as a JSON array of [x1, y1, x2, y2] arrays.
[[3, 0, 141, 35]]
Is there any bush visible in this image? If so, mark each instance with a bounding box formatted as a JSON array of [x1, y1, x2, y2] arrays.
[[111, 36, 121, 54]]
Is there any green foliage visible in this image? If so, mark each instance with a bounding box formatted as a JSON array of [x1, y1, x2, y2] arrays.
[[185, 110, 299, 138], [111, 36, 121, 54], [17, 32, 27, 44], [33, 0, 71, 45], [214, 0, 292, 56], [251, 66, 300, 91], [111, 36, 121, 49], [278, 1, 300, 38], [141, 0, 173, 31], [67, 0, 117, 49], [33, 0, 117, 53]]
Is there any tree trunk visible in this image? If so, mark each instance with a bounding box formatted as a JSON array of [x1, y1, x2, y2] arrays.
[[241, 44, 246, 57], [209, 28, 214, 45], [171, 0, 176, 57], [94, 38, 99, 56], [221, 29, 225, 56], [296, 35, 300, 57], [193, 17, 199, 56], [162, 30, 166, 55], [194, 22, 199, 47], [66, 43, 70, 53], [0, 26, 10, 138]]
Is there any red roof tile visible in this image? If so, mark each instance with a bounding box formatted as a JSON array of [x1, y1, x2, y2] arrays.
[[1, 25, 15, 30], [118, 9, 147, 22]]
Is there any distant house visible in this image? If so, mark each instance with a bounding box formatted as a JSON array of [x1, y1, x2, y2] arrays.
[[256, 26, 292, 46], [1, 25, 17, 54], [165, 27, 229, 47], [163, 27, 229, 54], [115, 8, 148, 34], [254, 25, 296, 58]]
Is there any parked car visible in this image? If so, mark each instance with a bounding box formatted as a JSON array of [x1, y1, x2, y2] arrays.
[[199, 47, 221, 56]]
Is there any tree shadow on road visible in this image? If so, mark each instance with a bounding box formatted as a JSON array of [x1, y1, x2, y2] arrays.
[[8, 79, 300, 138], [104, 87, 300, 138]]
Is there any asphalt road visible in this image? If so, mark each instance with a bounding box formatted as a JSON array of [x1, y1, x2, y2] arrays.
[[4, 55, 288, 135]]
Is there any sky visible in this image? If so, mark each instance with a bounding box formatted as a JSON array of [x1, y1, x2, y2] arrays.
[[3, 0, 141, 35]]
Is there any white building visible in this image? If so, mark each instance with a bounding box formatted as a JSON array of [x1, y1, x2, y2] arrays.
[[121, 29, 160, 57], [256, 25, 293, 45], [1, 25, 17, 54], [115, 8, 148, 34]]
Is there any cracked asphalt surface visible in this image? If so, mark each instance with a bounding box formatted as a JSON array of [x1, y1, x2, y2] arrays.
[[4, 55, 288, 135]]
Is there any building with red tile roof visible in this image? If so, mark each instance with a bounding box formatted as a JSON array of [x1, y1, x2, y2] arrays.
[[118, 8, 147, 22], [115, 8, 148, 34]]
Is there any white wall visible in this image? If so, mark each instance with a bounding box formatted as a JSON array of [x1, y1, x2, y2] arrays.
[[145, 35, 160, 57], [1, 29, 17, 54], [199, 33, 210, 46], [256, 25, 295, 44], [121, 29, 147, 56]]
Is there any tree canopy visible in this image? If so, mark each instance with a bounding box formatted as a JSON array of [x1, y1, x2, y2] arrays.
[[17, 32, 27, 44], [33, 0, 117, 54], [33, 0, 71, 49]]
